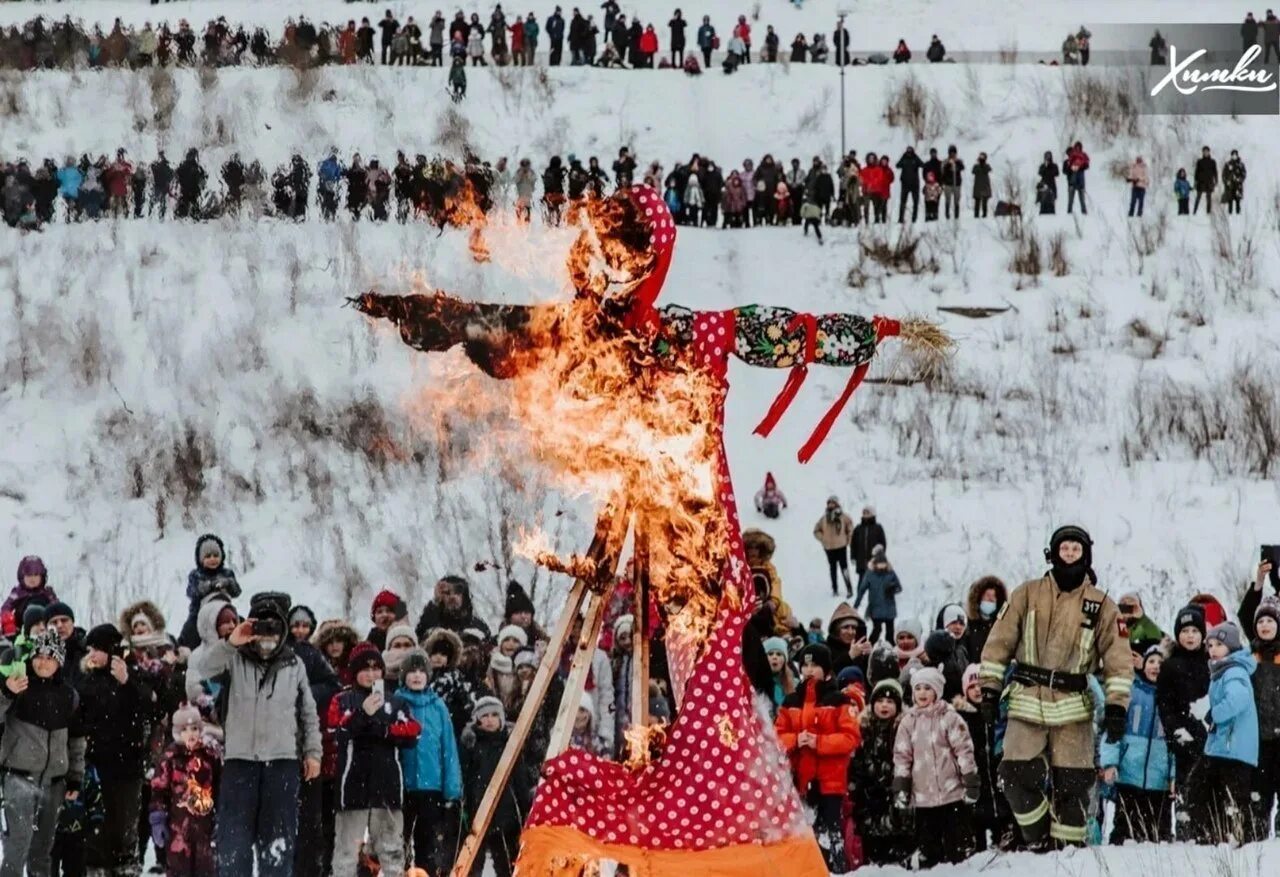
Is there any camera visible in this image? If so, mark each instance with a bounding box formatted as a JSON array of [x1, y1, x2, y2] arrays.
[[251, 618, 283, 638]]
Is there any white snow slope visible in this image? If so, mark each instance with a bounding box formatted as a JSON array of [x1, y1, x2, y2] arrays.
[[1, 3, 1279, 870]]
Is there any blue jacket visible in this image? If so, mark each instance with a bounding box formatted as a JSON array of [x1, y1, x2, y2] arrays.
[[1205, 650, 1258, 766], [697, 24, 716, 50], [1174, 177, 1191, 199], [524, 19, 540, 42], [318, 157, 344, 187], [854, 569, 901, 621], [396, 686, 463, 800], [57, 166, 83, 199], [1099, 677, 1174, 791]]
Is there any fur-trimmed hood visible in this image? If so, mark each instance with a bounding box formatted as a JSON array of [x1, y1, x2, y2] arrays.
[[195, 596, 237, 646], [313, 619, 360, 655], [742, 528, 777, 562], [119, 600, 167, 638], [424, 628, 463, 670], [965, 576, 1008, 619]]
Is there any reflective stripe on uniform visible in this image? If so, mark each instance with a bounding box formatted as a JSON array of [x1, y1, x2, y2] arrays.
[[1050, 821, 1087, 843], [1013, 797, 1050, 827], [1007, 693, 1092, 726], [1075, 629, 1094, 675], [1023, 610, 1038, 665], [1105, 677, 1133, 696], [979, 660, 1007, 683]]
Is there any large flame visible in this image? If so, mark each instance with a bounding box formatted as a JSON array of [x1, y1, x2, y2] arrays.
[[366, 181, 730, 641]]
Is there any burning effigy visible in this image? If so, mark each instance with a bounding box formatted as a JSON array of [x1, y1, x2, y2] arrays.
[[354, 183, 950, 876]]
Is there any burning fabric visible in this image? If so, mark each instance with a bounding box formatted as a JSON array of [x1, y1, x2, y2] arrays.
[[355, 184, 947, 876]]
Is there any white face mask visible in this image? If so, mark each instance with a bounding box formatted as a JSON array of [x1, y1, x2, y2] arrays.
[[256, 637, 280, 657], [980, 600, 998, 618]]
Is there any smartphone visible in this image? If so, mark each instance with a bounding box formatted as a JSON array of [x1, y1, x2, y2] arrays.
[[1263, 545, 1280, 590], [372, 679, 385, 698]]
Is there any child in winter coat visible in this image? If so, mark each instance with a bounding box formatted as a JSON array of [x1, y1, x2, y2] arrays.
[[569, 693, 611, 757], [773, 180, 791, 224], [1, 605, 48, 678], [922, 171, 942, 221], [954, 664, 1012, 851], [1199, 622, 1258, 844], [753, 472, 788, 519], [854, 546, 901, 644], [463, 697, 535, 877], [1174, 169, 1191, 215], [800, 199, 823, 243], [2, 555, 58, 637], [1157, 604, 1210, 837], [396, 650, 462, 876], [328, 644, 421, 877], [1246, 595, 1280, 842], [775, 644, 861, 874], [179, 535, 240, 650], [849, 679, 912, 866], [892, 667, 978, 867], [1100, 646, 1174, 844], [763, 637, 798, 715], [150, 705, 220, 877]]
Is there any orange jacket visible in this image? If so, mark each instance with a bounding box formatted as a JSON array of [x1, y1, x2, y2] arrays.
[[775, 678, 861, 795]]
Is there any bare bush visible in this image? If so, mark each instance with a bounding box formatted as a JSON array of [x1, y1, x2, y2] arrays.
[[1125, 318, 1166, 359], [883, 75, 949, 142], [998, 41, 1019, 64], [1009, 225, 1043, 280], [1062, 70, 1140, 142], [1123, 363, 1280, 477], [436, 105, 473, 154], [859, 226, 939, 275], [149, 66, 177, 132], [1048, 231, 1069, 276], [1210, 210, 1258, 296]]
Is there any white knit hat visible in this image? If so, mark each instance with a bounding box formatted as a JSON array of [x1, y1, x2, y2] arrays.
[[497, 624, 529, 648]]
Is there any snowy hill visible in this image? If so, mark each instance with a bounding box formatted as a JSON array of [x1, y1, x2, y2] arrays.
[[2, 2, 1279, 648]]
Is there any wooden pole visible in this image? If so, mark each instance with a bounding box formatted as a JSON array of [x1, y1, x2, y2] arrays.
[[449, 499, 627, 877], [546, 578, 616, 757], [630, 516, 651, 732]]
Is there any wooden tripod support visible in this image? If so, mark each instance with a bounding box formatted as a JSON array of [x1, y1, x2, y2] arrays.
[[451, 493, 646, 876]]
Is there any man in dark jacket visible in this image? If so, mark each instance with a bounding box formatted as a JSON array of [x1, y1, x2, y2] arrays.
[[850, 506, 888, 579], [1265, 9, 1280, 63], [700, 159, 725, 227], [415, 575, 493, 642], [668, 9, 687, 66], [222, 153, 245, 213], [834, 17, 850, 66], [151, 151, 174, 218], [289, 605, 342, 877], [547, 6, 565, 64], [379, 10, 399, 64], [175, 148, 206, 219], [1242, 11, 1260, 50], [46, 601, 88, 684], [0, 630, 86, 877], [895, 148, 923, 223], [78, 623, 158, 877], [1193, 146, 1217, 214], [328, 643, 421, 877]]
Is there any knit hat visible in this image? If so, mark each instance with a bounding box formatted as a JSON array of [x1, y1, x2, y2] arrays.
[[21, 604, 46, 636], [472, 695, 505, 723], [86, 623, 124, 656], [796, 643, 833, 676], [1254, 596, 1280, 629], [910, 666, 945, 701], [497, 624, 529, 649], [385, 624, 417, 648], [504, 581, 536, 618], [826, 495, 840, 505], [371, 589, 405, 619], [171, 704, 203, 741], [1207, 621, 1244, 653], [16, 555, 48, 587], [45, 601, 74, 623], [862, 505, 875, 517], [579, 693, 595, 716], [939, 604, 967, 629], [460, 627, 488, 645], [1174, 604, 1207, 639], [514, 649, 538, 671], [399, 649, 431, 679], [195, 535, 223, 564], [762, 636, 789, 656], [1130, 636, 1162, 657], [30, 629, 66, 666], [249, 591, 290, 624], [613, 614, 636, 637], [896, 618, 923, 642], [348, 642, 385, 675], [289, 606, 317, 631], [871, 677, 903, 708], [870, 544, 887, 562], [836, 665, 865, 689], [924, 630, 954, 663]]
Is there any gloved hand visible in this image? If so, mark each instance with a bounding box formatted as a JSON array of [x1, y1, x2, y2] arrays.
[[1104, 703, 1127, 744], [979, 687, 1000, 724], [893, 790, 911, 810], [962, 772, 981, 805], [149, 811, 169, 851]]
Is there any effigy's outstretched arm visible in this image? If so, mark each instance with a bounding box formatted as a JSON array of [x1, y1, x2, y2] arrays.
[[352, 291, 559, 379]]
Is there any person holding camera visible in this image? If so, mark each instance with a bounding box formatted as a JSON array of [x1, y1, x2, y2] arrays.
[[194, 591, 322, 877]]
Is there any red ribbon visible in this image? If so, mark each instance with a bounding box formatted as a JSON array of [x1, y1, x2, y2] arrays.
[[794, 315, 901, 464], [753, 313, 818, 438]]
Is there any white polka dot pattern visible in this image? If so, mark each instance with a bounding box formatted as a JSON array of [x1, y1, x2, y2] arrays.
[[524, 311, 809, 852]]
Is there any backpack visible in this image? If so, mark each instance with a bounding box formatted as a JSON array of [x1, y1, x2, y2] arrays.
[[712, 35, 720, 49]]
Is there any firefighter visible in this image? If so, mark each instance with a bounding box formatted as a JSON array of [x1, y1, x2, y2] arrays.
[[978, 525, 1132, 849]]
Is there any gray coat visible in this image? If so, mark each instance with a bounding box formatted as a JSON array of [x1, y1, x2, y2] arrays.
[[855, 568, 902, 621], [0, 682, 86, 787], [195, 640, 322, 763]]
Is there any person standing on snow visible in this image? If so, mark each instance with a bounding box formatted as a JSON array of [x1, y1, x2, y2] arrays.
[[1193, 145, 1217, 214], [978, 525, 1132, 850], [815, 497, 855, 598]]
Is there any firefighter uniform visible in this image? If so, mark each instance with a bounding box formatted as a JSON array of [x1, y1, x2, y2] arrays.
[[979, 572, 1133, 846]]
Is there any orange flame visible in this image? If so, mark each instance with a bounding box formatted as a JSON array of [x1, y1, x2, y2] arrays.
[[621, 721, 668, 771]]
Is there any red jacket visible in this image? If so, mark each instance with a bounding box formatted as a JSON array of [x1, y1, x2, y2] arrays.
[[640, 29, 658, 53], [510, 21, 525, 51], [339, 28, 357, 62], [734, 22, 751, 43], [105, 161, 132, 198], [775, 678, 861, 795]]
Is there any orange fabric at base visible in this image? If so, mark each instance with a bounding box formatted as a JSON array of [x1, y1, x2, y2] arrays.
[[514, 825, 828, 877]]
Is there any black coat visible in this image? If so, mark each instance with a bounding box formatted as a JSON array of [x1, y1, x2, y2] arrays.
[[1157, 645, 1210, 760], [331, 686, 420, 810], [850, 519, 887, 573], [956, 702, 1002, 824], [940, 158, 965, 187], [1252, 639, 1280, 741], [669, 17, 687, 50], [462, 725, 534, 832], [76, 664, 156, 781], [895, 152, 923, 188], [848, 714, 910, 838], [1194, 156, 1218, 192]]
